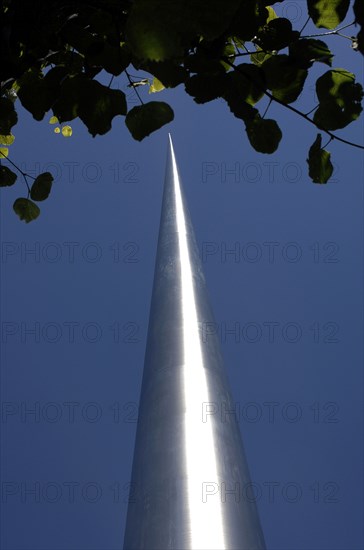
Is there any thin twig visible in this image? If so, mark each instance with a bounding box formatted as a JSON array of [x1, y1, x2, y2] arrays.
[[0, 151, 35, 178], [300, 16, 311, 35], [305, 105, 319, 116], [262, 98, 272, 119], [229, 50, 268, 58], [22, 173, 31, 195], [301, 20, 355, 38], [322, 136, 334, 149], [124, 70, 144, 104], [1, 151, 35, 194]]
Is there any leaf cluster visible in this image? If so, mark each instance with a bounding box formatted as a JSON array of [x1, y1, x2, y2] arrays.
[[0, 0, 363, 221]]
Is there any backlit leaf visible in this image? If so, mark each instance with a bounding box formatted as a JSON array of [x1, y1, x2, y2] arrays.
[[125, 102, 174, 141], [314, 68, 363, 129], [185, 74, 226, 103], [265, 6, 278, 22], [307, 133, 333, 183], [142, 61, 188, 88], [17, 68, 66, 121], [225, 65, 265, 106], [262, 55, 307, 103], [307, 0, 350, 29], [52, 75, 86, 122], [0, 134, 15, 145], [13, 198, 40, 223], [126, 0, 241, 60], [245, 116, 282, 153], [87, 42, 131, 76], [289, 39, 333, 68], [78, 80, 127, 136], [0, 166, 17, 187], [256, 18, 299, 51], [149, 78, 165, 93], [30, 172, 54, 201], [62, 125, 73, 137]]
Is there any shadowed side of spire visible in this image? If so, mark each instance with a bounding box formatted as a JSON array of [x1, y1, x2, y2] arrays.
[[123, 136, 266, 550]]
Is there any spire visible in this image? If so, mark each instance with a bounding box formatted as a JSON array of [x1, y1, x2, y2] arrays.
[[123, 136, 266, 550]]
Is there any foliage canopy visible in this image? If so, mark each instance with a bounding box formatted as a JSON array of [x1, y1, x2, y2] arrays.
[[1, 0, 363, 221]]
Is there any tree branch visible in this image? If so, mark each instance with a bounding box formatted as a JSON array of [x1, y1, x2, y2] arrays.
[[223, 58, 364, 151], [1, 151, 34, 194], [301, 20, 355, 38]]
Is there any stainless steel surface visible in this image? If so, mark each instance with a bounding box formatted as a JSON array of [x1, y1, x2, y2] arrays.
[[123, 136, 266, 550]]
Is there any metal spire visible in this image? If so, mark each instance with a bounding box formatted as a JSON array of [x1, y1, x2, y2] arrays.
[[123, 135, 266, 550]]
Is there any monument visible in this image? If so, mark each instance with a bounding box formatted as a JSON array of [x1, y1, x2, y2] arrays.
[[123, 136, 266, 549]]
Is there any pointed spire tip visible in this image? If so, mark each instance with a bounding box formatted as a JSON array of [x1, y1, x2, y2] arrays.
[[168, 133, 174, 154]]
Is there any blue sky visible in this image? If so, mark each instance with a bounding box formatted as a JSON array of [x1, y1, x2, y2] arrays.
[[1, 4, 363, 549]]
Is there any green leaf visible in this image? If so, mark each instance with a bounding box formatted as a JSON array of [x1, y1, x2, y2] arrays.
[[185, 74, 226, 103], [13, 198, 40, 223], [149, 78, 165, 93], [227, 65, 265, 105], [142, 61, 188, 88], [62, 125, 73, 137], [126, 0, 242, 61], [184, 52, 225, 75], [316, 69, 362, 103], [54, 77, 127, 136], [265, 6, 278, 23], [289, 39, 333, 68], [46, 50, 84, 73], [87, 42, 131, 76], [16, 67, 69, 122], [0, 147, 9, 158], [17, 72, 48, 120], [314, 101, 357, 130], [0, 134, 15, 145], [229, 0, 269, 41], [256, 18, 300, 51], [0, 166, 17, 187], [307, 0, 350, 29], [262, 55, 308, 103], [52, 75, 85, 122], [314, 68, 363, 129], [77, 80, 127, 136], [223, 66, 265, 120], [225, 99, 258, 122], [0, 98, 18, 135], [125, 102, 174, 141], [43, 66, 70, 95], [220, 41, 236, 71], [251, 48, 272, 66], [30, 172, 54, 201], [307, 133, 333, 183], [245, 116, 282, 153]]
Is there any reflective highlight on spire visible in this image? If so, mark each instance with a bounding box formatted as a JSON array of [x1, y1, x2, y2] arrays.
[[123, 136, 266, 550], [169, 136, 226, 549]]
